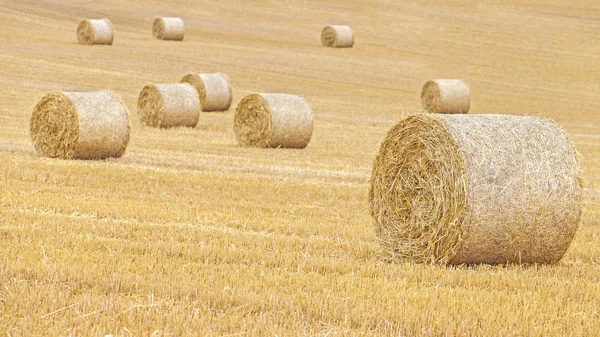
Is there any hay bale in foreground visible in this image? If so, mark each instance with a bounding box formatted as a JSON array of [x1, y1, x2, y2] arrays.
[[369, 113, 581, 265], [234, 94, 313, 148], [77, 18, 113, 45], [321, 25, 354, 48], [421, 79, 470, 114], [152, 17, 185, 40], [180, 73, 232, 112], [30, 91, 130, 159], [137, 83, 200, 128]]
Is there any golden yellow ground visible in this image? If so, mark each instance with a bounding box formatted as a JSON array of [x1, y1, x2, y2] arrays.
[[1, 0, 599, 335]]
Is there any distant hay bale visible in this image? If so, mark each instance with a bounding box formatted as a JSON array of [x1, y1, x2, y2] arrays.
[[234, 94, 313, 148], [421, 79, 470, 114], [30, 91, 130, 159], [180, 73, 232, 112], [369, 113, 581, 265], [321, 25, 354, 48], [77, 18, 113, 45], [152, 17, 185, 41], [137, 83, 200, 128]]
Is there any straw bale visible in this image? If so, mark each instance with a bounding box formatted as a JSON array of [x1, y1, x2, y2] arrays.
[[369, 113, 581, 264], [421, 79, 470, 114], [30, 91, 130, 159], [321, 25, 354, 48], [181, 73, 232, 112], [77, 18, 113, 45], [234, 94, 313, 148], [152, 17, 185, 41], [137, 83, 200, 128]]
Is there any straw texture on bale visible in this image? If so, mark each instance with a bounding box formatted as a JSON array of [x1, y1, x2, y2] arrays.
[[180, 73, 232, 112], [137, 83, 200, 128], [421, 79, 470, 114], [30, 91, 130, 159], [321, 25, 354, 48], [234, 94, 313, 148], [369, 113, 581, 265], [152, 17, 185, 41], [77, 18, 113, 45]]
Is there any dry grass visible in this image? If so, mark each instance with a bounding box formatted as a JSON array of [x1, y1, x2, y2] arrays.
[[1, 0, 600, 335]]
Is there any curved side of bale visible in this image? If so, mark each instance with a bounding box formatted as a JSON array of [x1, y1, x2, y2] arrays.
[[180, 73, 232, 112], [30, 91, 129, 159], [369, 113, 581, 265], [234, 93, 313, 148], [77, 18, 113, 45], [321, 25, 354, 48], [421, 79, 470, 114], [137, 83, 200, 128], [152, 17, 185, 40]]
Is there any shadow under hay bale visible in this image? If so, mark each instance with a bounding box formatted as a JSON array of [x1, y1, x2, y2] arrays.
[[152, 17, 185, 41], [369, 113, 581, 265], [421, 79, 470, 114], [181, 73, 232, 112], [30, 91, 130, 159], [137, 83, 200, 128], [234, 94, 313, 148], [77, 18, 113, 45], [321, 25, 354, 48]]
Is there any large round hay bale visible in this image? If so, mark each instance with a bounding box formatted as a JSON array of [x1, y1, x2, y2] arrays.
[[321, 25, 354, 48], [421, 79, 470, 114], [234, 94, 313, 148], [369, 113, 581, 265], [180, 73, 232, 112], [30, 91, 129, 159], [137, 83, 200, 128], [77, 18, 113, 45], [152, 17, 185, 41]]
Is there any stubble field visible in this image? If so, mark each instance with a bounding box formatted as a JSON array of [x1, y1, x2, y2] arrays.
[[0, 0, 599, 335]]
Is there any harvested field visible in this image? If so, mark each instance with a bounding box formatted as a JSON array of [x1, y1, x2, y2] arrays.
[[0, 0, 599, 336]]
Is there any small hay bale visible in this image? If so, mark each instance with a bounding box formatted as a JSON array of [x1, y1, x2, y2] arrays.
[[180, 73, 232, 112], [420, 79, 470, 114], [137, 83, 200, 128], [233, 94, 313, 148], [152, 17, 185, 41], [321, 25, 354, 48], [369, 113, 581, 265], [77, 18, 114, 45], [30, 91, 130, 159]]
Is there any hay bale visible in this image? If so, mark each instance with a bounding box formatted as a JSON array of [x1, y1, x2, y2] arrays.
[[77, 18, 113, 45], [369, 113, 581, 265], [137, 83, 200, 128], [321, 25, 354, 48], [421, 79, 470, 114], [180, 73, 232, 112], [152, 17, 185, 41], [30, 91, 130, 159], [234, 94, 313, 148]]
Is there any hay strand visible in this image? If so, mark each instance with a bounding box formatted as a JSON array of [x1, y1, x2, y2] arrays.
[[421, 79, 470, 114], [321, 25, 354, 48], [234, 94, 313, 148], [152, 17, 185, 41], [77, 18, 113, 45], [137, 83, 200, 128], [369, 113, 581, 265], [30, 91, 130, 159], [180, 73, 232, 112]]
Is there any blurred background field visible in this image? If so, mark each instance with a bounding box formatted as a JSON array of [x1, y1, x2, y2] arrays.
[[0, 0, 599, 335]]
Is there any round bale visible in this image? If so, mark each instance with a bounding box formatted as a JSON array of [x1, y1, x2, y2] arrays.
[[77, 18, 113, 45], [152, 17, 185, 41], [321, 25, 354, 48], [234, 93, 313, 148], [180, 73, 232, 112], [369, 113, 581, 265], [137, 83, 200, 128], [421, 79, 470, 114], [30, 91, 130, 159]]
